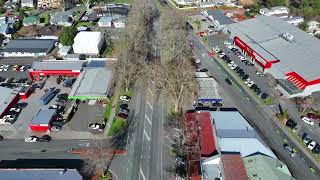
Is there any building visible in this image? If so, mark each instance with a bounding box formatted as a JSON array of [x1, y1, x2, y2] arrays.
[[284, 16, 304, 26], [202, 10, 234, 30], [175, 0, 193, 6], [38, 0, 62, 9], [0, 168, 82, 180], [196, 72, 221, 105], [21, 0, 35, 7], [68, 67, 113, 100], [23, 16, 40, 26], [307, 21, 320, 35], [39, 25, 61, 39], [0, 87, 20, 118], [29, 61, 83, 80], [2, 39, 55, 57], [223, 16, 320, 97], [259, 6, 289, 18], [98, 16, 113, 27], [72, 31, 104, 55], [29, 109, 56, 131], [0, 17, 15, 38], [50, 10, 74, 26]]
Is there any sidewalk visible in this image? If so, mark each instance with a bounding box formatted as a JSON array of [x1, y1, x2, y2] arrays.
[[104, 84, 121, 137]]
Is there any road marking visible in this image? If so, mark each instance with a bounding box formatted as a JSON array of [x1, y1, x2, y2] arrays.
[[145, 114, 152, 125], [147, 101, 153, 110], [140, 166, 147, 180], [144, 130, 150, 141]]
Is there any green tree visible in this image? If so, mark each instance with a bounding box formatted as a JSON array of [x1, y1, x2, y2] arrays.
[[298, 21, 308, 31], [59, 26, 77, 46], [266, 0, 286, 7]]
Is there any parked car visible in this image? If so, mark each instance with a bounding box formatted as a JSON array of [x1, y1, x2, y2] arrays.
[[199, 68, 208, 72], [3, 115, 16, 122], [117, 112, 128, 119], [120, 103, 129, 109], [312, 144, 320, 155], [120, 95, 131, 102], [247, 81, 255, 88], [25, 136, 38, 142], [49, 104, 63, 110], [51, 126, 61, 132], [10, 108, 21, 113], [15, 102, 28, 108], [286, 119, 297, 129], [302, 133, 312, 144], [0, 135, 3, 141], [19, 65, 26, 71], [308, 141, 317, 150], [242, 74, 249, 80], [260, 93, 268, 100], [39, 135, 51, 142], [284, 144, 296, 157], [302, 116, 314, 126], [57, 93, 68, 100], [88, 123, 104, 130], [307, 113, 320, 120], [225, 78, 232, 86]]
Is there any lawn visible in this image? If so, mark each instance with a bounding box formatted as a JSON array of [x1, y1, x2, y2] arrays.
[[108, 118, 126, 136], [104, 96, 114, 122], [76, 21, 95, 28]]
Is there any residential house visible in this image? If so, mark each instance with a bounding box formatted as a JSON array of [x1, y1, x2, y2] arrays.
[[81, 12, 101, 22], [73, 31, 104, 55], [39, 25, 61, 39], [23, 16, 40, 26], [0, 17, 15, 38], [307, 21, 320, 35], [98, 16, 113, 27], [21, 0, 35, 8], [3, 1, 18, 10], [38, 0, 62, 9], [202, 10, 234, 30], [175, 0, 193, 6], [259, 6, 289, 18], [113, 15, 125, 28], [50, 10, 74, 26], [284, 16, 304, 26]]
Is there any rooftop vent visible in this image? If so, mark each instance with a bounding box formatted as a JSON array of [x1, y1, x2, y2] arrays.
[[280, 32, 294, 42]]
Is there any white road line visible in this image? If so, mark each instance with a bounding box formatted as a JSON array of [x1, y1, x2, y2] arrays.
[[144, 130, 150, 141], [147, 100, 153, 110], [145, 114, 152, 125], [140, 166, 147, 180]]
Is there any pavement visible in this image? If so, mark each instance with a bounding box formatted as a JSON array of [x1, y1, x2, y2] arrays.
[[104, 83, 121, 137], [190, 32, 320, 179]]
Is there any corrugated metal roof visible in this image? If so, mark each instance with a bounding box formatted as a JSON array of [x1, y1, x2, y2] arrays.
[[3, 39, 55, 54], [197, 77, 220, 101], [30, 109, 56, 125], [199, 112, 217, 157], [211, 111, 256, 138], [69, 67, 112, 97], [0, 87, 19, 116], [0, 169, 82, 180], [221, 154, 248, 180], [31, 61, 83, 71], [226, 16, 320, 81], [207, 10, 234, 25]]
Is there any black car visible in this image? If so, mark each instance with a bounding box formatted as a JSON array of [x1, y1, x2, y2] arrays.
[[239, 72, 245, 77], [0, 135, 3, 141], [312, 144, 320, 155], [260, 93, 268, 99], [242, 74, 249, 80], [57, 93, 68, 99], [225, 78, 232, 86], [120, 103, 129, 109], [233, 66, 240, 71], [199, 68, 208, 72], [250, 84, 258, 90], [286, 119, 297, 129], [236, 68, 243, 73], [39, 135, 51, 142]]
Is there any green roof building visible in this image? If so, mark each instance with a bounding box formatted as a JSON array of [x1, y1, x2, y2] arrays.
[[23, 16, 40, 26], [243, 154, 295, 180]]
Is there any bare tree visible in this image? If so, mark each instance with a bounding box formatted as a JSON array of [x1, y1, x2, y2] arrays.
[[81, 0, 91, 11]]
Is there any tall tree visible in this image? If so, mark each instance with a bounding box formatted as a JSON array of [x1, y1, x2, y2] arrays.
[[59, 26, 77, 46]]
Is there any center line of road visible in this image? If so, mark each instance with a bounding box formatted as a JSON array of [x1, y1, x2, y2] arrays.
[[144, 130, 150, 141], [145, 114, 152, 125], [140, 166, 147, 180]]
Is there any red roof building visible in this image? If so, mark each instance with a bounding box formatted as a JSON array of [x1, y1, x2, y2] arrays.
[[221, 154, 248, 180], [198, 112, 217, 157]]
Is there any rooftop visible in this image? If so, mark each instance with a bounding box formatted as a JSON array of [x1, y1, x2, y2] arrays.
[[31, 109, 56, 125], [3, 39, 55, 54], [196, 72, 220, 101], [211, 111, 256, 138], [0, 87, 19, 116], [226, 16, 320, 81], [69, 67, 112, 97], [73, 31, 103, 47], [206, 10, 234, 25], [198, 112, 217, 157], [221, 154, 248, 180], [0, 168, 82, 180], [31, 61, 83, 71], [243, 154, 294, 180]]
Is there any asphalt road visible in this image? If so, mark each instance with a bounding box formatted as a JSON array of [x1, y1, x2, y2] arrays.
[[190, 33, 320, 180]]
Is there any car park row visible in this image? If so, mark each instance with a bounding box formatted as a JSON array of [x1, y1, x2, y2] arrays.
[[0, 64, 31, 72]]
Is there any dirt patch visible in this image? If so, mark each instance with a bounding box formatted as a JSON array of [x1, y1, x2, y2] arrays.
[[240, 0, 255, 6]]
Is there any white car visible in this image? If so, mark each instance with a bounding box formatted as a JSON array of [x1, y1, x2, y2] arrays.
[[240, 56, 247, 61], [228, 61, 234, 67], [219, 53, 225, 58], [0, 118, 10, 125], [195, 59, 201, 64], [19, 66, 26, 72], [227, 45, 235, 49], [247, 81, 255, 87], [51, 126, 61, 132], [213, 46, 220, 53], [308, 141, 317, 150], [3, 115, 16, 121], [230, 64, 238, 70], [3, 65, 9, 71], [25, 136, 38, 142], [302, 116, 314, 125], [120, 95, 131, 101], [224, 41, 231, 45], [244, 78, 251, 84], [10, 108, 21, 113]]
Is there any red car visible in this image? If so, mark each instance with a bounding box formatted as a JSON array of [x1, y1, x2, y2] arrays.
[[307, 113, 320, 120], [117, 112, 128, 119]]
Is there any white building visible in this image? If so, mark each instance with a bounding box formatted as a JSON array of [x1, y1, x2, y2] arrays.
[[72, 32, 104, 55], [21, 0, 35, 7], [259, 6, 289, 18], [307, 21, 320, 35]]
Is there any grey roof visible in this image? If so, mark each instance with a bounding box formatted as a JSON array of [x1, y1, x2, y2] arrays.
[[0, 169, 82, 180], [211, 111, 256, 138], [283, 16, 304, 21], [98, 16, 113, 24], [225, 16, 320, 81], [50, 10, 73, 24], [31, 61, 83, 71], [207, 10, 234, 25], [3, 39, 55, 54], [0, 87, 19, 116], [31, 109, 56, 125], [69, 67, 112, 97], [219, 138, 276, 158], [201, 155, 221, 179], [197, 74, 220, 100]]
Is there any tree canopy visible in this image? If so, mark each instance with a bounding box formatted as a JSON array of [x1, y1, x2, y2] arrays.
[[59, 26, 77, 46]]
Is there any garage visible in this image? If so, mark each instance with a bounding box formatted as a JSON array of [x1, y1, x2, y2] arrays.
[[29, 109, 56, 131]]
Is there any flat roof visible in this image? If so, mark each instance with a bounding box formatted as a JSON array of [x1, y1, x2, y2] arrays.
[[197, 76, 220, 100], [3, 39, 56, 54], [0, 87, 19, 115], [31, 61, 83, 71], [226, 15, 320, 81], [221, 154, 248, 180], [30, 109, 56, 125], [206, 10, 234, 25], [211, 111, 256, 138], [198, 112, 217, 157], [0, 169, 82, 180], [69, 67, 112, 97]]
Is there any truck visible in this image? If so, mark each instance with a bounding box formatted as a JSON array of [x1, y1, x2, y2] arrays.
[[39, 89, 56, 105]]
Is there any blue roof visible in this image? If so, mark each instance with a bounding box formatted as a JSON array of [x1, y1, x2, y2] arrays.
[[31, 109, 56, 125]]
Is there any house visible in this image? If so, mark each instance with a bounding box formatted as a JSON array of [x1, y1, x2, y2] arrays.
[[98, 16, 113, 27], [39, 25, 61, 39], [23, 16, 40, 26], [81, 11, 101, 22], [72, 31, 104, 55], [113, 15, 126, 28], [0, 17, 15, 38], [284, 16, 304, 26], [3, 1, 18, 10], [2, 39, 56, 57], [50, 10, 74, 26], [38, 0, 62, 9], [20, 0, 35, 7], [307, 21, 320, 35], [175, 0, 193, 6], [259, 6, 289, 18], [202, 10, 234, 30]]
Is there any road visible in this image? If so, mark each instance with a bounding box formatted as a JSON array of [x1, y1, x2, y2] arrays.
[[190, 33, 320, 180]]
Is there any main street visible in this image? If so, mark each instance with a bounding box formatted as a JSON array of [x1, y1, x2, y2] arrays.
[[191, 33, 320, 179]]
